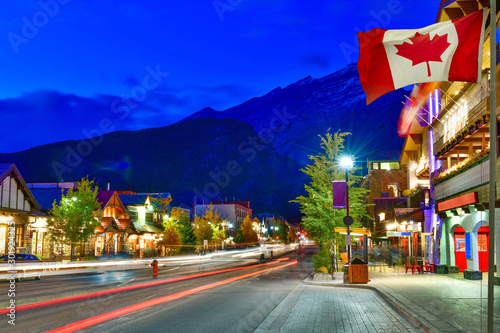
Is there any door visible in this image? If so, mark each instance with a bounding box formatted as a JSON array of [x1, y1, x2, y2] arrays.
[[478, 227, 489, 272], [454, 231, 466, 272]]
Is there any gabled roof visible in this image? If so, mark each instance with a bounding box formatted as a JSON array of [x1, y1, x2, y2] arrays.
[[97, 190, 116, 210], [0, 163, 41, 211], [119, 194, 149, 206], [31, 188, 68, 211], [116, 218, 137, 233]]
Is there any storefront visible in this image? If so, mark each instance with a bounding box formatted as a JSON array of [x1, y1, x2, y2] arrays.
[[437, 192, 492, 273]]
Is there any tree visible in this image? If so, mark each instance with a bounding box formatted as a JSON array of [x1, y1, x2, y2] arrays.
[[193, 205, 224, 245], [291, 131, 371, 273], [179, 215, 196, 245], [171, 208, 195, 245], [159, 216, 182, 255], [233, 228, 244, 244], [241, 215, 258, 243], [48, 177, 101, 260]]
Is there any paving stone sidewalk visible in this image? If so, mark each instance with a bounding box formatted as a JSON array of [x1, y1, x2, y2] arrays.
[[254, 273, 423, 333], [293, 267, 500, 333]]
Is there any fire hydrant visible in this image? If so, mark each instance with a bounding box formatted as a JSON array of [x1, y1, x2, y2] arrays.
[[151, 259, 158, 278]]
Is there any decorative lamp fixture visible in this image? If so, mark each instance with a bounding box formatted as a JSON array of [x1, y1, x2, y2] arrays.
[[474, 203, 486, 211], [437, 211, 448, 219], [462, 206, 472, 214]]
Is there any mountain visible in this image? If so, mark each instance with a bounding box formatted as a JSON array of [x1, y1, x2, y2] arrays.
[[0, 64, 406, 221], [185, 63, 405, 163], [0, 118, 304, 221]]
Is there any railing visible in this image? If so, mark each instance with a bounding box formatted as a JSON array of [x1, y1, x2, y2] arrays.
[[434, 155, 489, 200], [434, 96, 489, 154]]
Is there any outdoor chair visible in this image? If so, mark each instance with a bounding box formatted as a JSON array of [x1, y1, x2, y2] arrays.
[[423, 261, 435, 273], [404, 259, 421, 274]]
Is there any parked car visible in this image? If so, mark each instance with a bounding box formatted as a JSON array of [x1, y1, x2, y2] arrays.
[[0, 254, 42, 281], [0, 254, 40, 261]]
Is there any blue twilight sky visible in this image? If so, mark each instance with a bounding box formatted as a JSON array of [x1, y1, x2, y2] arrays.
[[0, 0, 438, 153]]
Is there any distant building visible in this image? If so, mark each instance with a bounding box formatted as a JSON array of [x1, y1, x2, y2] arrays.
[[194, 200, 252, 230], [360, 159, 408, 239]]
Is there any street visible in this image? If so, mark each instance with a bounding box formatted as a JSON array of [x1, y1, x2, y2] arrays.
[[1, 246, 422, 333]]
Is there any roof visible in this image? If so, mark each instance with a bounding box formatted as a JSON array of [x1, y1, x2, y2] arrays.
[[0, 164, 12, 176], [0, 163, 41, 211], [116, 218, 137, 233], [132, 222, 163, 233], [30, 188, 68, 211], [96, 190, 116, 210], [118, 194, 149, 206]]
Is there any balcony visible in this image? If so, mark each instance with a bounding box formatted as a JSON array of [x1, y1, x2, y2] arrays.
[[434, 97, 489, 157], [433, 153, 489, 201]]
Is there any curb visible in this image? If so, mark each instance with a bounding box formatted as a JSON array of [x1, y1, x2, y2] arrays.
[[302, 278, 434, 333]]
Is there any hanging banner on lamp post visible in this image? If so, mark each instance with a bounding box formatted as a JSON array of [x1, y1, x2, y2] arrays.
[[332, 181, 347, 209]]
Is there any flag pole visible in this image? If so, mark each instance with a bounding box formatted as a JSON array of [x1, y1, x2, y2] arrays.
[[488, 2, 496, 333]]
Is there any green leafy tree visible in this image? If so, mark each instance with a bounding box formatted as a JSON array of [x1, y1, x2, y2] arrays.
[[179, 215, 196, 245], [170, 208, 195, 245], [291, 131, 371, 273], [233, 228, 244, 244], [48, 177, 101, 260], [159, 215, 182, 255]]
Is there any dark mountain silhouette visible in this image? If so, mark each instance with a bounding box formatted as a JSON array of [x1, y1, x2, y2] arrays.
[[1, 118, 303, 221], [0, 64, 406, 221], [184, 63, 406, 164]]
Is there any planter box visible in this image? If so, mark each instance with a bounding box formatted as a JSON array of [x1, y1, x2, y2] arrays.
[[447, 266, 459, 274], [494, 276, 500, 286], [464, 269, 482, 280], [435, 264, 447, 274], [349, 264, 369, 284]]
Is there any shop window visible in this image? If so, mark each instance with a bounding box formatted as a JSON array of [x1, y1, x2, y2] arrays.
[[390, 162, 400, 169], [478, 233, 488, 252], [15, 226, 24, 248], [454, 234, 465, 252], [372, 163, 379, 170]]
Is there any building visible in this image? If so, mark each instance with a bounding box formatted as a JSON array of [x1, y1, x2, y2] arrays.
[[0, 164, 42, 256], [429, 1, 496, 275], [194, 200, 252, 231], [383, 1, 499, 279], [118, 192, 171, 257], [360, 158, 407, 240]]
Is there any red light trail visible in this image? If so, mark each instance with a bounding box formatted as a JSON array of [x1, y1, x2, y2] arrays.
[[0, 259, 284, 315], [46, 260, 298, 333]]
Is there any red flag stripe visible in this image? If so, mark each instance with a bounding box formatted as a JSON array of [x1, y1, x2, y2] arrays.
[[357, 28, 395, 104], [449, 9, 484, 82]]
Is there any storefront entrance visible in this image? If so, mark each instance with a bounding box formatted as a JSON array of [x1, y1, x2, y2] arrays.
[[454, 227, 489, 272]]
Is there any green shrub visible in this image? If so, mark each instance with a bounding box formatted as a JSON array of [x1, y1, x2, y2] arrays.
[[313, 246, 332, 273]]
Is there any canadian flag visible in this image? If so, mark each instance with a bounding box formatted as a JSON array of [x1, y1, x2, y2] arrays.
[[357, 9, 486, 104]]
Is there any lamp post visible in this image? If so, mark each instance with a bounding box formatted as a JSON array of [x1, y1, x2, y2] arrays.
[[340, 156, 354, 264]]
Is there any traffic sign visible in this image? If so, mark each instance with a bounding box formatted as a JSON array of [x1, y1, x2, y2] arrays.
[[343, 215, 353, 226]]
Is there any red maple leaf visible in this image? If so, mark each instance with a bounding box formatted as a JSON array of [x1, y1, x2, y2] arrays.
[[395, 32, 450, 77]]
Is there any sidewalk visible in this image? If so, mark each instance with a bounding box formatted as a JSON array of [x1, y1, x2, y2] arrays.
[[303, 266, 500, 333]]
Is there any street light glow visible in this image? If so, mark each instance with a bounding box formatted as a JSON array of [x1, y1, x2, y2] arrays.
[[340, 156, 354, 169]]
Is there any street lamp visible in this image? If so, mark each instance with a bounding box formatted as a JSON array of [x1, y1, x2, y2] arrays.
[[340, 155, 353, 264]]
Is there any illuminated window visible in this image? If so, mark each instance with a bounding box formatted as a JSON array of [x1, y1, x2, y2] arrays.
[[390, 162, 400, 169], [372, 163, 379, 170], [381, 163, 391, 170]]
